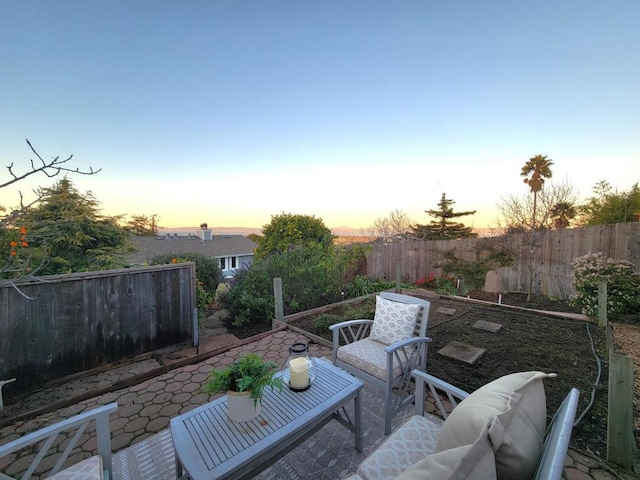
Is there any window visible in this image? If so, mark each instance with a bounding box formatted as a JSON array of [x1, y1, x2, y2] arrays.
[[220, 257, 226, 270], [231, 257, 237, 268]]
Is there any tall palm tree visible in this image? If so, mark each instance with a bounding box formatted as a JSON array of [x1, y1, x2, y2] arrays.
[[550, 201, 577, 229], [520, 154, 554, 229]]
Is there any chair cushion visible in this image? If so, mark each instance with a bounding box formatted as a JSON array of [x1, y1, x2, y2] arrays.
[[46, 455, 103, 479], [356, 414, 445, 479], [395, 417, 497, 480], [436, 371, 553, 480], [369, 295, 421, 345], [337, 338, 403, 381]]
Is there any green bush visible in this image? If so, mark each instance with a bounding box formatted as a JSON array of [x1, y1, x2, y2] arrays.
[[149, 253, 223, 292], [255, 213, 333, 259], [227, 243, 347, 326], [312, 314, 341, 333], [438, 243, 513, 292], [435, 277, 464, 295], [571, 252, 640, 321], [226, 267, 275, 327], [344, 276, 397, 298]]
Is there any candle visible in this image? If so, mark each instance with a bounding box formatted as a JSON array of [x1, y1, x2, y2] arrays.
[[289, 357, 309, 389]]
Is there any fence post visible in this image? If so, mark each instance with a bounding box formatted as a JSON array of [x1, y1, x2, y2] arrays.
[[598, 281, 608, 327], [607, 353, 635, 469], [395, 262, 401, 293], [190, 262, 199, 350], [273, 277, 284, 329]]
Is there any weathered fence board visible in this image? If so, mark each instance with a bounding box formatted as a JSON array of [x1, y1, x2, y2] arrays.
[[366, 223, 640, 299], [0, 263, 196, 392]]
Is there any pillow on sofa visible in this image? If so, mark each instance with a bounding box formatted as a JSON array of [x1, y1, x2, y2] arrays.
[[369, 295, 421, 345], [46, 455, 103, 479], [396, 417, 497, 480], [436, 371, 554, 480]]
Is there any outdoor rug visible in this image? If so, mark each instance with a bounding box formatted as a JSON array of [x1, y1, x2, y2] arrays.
[[112, 383, 415, 480]]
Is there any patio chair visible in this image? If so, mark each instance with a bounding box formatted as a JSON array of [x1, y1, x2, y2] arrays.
[[330, 291, 431, 435], [0, 402, 118, 479], [344, 371, 580, 480]]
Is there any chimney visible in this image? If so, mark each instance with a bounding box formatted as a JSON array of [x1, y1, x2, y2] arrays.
[[197, 222, 212, 241]]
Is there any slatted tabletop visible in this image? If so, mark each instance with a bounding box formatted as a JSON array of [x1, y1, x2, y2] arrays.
[[170, 359, 363, 479]]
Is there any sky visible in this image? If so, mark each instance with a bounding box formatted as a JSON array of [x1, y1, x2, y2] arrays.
[[1, 1, 638, 232]]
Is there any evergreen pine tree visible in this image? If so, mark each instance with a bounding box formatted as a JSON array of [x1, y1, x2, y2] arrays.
[[412, 193, 477, 240]]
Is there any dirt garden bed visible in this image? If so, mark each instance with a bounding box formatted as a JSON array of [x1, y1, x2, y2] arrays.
[[284, 289, 639, 463]]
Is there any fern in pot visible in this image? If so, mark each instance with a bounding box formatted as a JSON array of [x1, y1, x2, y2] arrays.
[[202, 352, 283, 422]]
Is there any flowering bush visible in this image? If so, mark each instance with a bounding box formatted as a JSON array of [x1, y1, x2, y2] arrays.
[[571, 252, 640, 320], [416, 272, 436, 288], [1, 226, 33, 279]]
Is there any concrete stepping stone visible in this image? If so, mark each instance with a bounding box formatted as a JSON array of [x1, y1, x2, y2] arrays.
[[437, 341, 486, 365], [472, 320, 503, 333], [436, 307, 457, 315]]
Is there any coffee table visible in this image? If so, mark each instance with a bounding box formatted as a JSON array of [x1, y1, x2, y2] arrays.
[[170, 359, 363, 479]]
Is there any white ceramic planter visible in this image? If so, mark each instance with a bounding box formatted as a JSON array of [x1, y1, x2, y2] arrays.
[[226, 390, 261, 422]]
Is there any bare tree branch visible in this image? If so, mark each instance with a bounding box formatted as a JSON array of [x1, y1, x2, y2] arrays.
[[365, 209, 414, 244], [1, 139, 101, 189], [1, 140, 102, 286]]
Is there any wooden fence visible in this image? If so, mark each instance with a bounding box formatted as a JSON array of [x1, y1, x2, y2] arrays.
[[366, 222, 640, 299], [0, 263, 196, 391]]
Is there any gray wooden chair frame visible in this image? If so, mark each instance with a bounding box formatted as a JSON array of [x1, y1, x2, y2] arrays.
[[412, 370, 580, 480], [0, 402, 118, 479], [330, 291, 431, 435]]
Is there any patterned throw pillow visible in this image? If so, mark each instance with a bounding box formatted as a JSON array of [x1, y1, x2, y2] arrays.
[[369, 295, 421, 345], [436, 371, 553, 480], [46, 455, 103, 480], [395, 417, 498, 480]]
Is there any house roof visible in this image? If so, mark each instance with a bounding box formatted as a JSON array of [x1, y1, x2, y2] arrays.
[[126, 234, 258, 265]]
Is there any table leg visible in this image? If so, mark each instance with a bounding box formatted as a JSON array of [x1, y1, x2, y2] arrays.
[[175, 453, 186, 480], [354, 388, 363, 452]]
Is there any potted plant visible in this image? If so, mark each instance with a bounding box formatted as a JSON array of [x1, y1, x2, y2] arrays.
[[202, 352, 284, 422]]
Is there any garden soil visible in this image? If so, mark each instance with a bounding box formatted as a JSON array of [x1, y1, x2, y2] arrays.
[[281, 290, 640, 462]]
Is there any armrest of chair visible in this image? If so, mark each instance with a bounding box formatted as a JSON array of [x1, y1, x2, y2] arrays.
[[382, 337, 432, 382], [330, 319, 373, 361], [383, 336, 432, 353], [0, 402, 118, 479], [533, 388, 580, 480], [412, 370, 469, 419]]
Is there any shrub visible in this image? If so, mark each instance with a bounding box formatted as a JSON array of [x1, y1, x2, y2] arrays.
[[309, 299, 377, 334], [226, 267, 275, 327], [416, 272, 436, 288], [344, 276, 397, 298], [435, 276, 464, 296], [312, 314, 341, 333], [438, 244, 513, 292], [571, 252, 640, 320], [227, 243, 347, 326]]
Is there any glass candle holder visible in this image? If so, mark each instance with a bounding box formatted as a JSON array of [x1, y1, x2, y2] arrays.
[[283, 343, 317, 392]]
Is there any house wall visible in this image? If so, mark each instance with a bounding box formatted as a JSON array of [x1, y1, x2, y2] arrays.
[[218, 253, 254, 277]]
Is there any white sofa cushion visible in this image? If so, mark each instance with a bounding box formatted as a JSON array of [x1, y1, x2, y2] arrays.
[[436, 371, 553, 480], [356, 414, 445, 480], [395, 417, 497, 480], [369, 295, 420, 345], [46, 455, 103, 480], [337, 338, 403, 381]]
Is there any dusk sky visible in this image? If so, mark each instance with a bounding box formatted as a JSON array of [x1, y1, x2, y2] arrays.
[[1, 2, 638, 232]]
